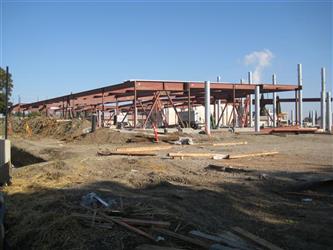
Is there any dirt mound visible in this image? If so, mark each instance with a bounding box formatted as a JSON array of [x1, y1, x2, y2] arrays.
[[74, 128, 134, 144], [11, 117, 91, 140]]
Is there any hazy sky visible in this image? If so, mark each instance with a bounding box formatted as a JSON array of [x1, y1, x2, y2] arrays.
[[1, 0, 332, 114]]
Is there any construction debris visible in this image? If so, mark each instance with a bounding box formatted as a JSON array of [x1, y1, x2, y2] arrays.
[[152, 228, 211, 249], [136, 245, 185, 250], [116, 145, 173, 152], [169, 151, 278, 160], [81, 192, 110, 208], [226, 151, 279, 159], [232, 227, 284, 250], [98, 151, 157, 156], [211, 141, 248, 147], [170, 137, 194, 145], [168, 152, 228, 159]]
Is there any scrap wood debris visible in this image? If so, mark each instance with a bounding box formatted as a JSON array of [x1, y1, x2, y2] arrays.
[[226, 151, 279, 159], [168, 152, 228, 159], [116, 145, 173, 152], [97, 150, 157, 157], [168, 151, 279, 160], [210, 141, 248, 147], [74, 192, 283, 250]]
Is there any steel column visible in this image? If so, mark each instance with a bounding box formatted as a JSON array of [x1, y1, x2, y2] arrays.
[[297, 64, 303, 127], [291, 110, 294, 125], [321, 67, 326, 130], [255, 85, 260, 132], [134, 83, 138, 128], [5, 67, 9, 139], [294, 90, 298, 125], [326, 91, 332, 132], [205, 81, 211, 135], [272, 74, 277, 127], [248, 72, 253, 127], [187, 83, 191, 128]]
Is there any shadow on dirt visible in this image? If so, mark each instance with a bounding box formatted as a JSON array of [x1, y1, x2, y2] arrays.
[[3, 165, 333, 250], [11, 146, 46, 168]]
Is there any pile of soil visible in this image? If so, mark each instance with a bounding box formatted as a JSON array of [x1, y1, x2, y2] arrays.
[[11, 117, 91, 140], [75, 129, 140, 144]]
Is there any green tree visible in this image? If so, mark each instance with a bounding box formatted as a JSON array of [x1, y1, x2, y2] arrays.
[[0, 67, 14, 113]]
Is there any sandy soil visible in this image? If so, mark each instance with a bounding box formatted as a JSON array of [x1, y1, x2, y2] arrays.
[[2, 128, 333, 250]]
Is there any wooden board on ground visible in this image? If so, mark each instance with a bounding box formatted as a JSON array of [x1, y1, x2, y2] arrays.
[[135, 245, 185, 250], [212, 141, 248, 147], [232, 227, 283, 250], [116, 145, 173, 152], [190, 230, 255, 250], [168, 152, 227, 159], [153, 228, 211, 249], [98, 151, 157, 156], [226, 151, 278, 159]]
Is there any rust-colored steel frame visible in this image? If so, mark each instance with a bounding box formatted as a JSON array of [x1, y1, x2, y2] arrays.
[[11, 79, 300, 128]]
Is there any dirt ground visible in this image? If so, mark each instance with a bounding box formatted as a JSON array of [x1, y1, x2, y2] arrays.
[[2, 120, 333, 250]]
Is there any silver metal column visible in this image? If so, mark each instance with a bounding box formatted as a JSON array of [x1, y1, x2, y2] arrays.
[[255, 85, 260, 132], [297, 64, 303, 127], [205, 81, 211, 135], [248, 72, 253, 127], [291, 110, 294, 125], [321, 67, 326, 130], [272, 74, 277, 127], [326, 91, 332, 132], [216, 76, 221, 128], [312, 110, 315, 127]]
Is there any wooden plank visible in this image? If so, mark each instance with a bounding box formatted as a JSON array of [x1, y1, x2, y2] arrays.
[[98, 151, 157, 156], [153, 228, 211, 249], [116, 145, 173, 152], [226, 151, 278, 159], [72, 213, 170, 227], [168, 152, 227, 159], [212, 141, 248, 147], [135, 244, 185, 250], [119, 218, 170, 228], [232, 227, 283, 250], [105, 215, 156, 241], [190, 230, 253, 250]]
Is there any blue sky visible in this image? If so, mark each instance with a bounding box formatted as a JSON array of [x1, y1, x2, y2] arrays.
[[1, 0, 332, 115]]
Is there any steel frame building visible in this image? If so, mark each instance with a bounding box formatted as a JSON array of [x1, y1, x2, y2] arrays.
[[11, 79, 301, 129]]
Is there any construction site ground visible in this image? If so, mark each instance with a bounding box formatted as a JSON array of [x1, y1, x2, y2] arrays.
[[2, 118, 333, 250]]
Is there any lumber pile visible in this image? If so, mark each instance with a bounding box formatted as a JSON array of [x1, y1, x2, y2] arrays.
[[76, 192, 284, 250]]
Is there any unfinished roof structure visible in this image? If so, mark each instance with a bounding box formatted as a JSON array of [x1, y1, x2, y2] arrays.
[[11, 79, 301, 129]]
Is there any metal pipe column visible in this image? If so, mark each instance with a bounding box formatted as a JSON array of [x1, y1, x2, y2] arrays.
[[5, 67, 9, 139], [297, 64, 303, 127], [326, 91, 332, 132], [255, 85, 260, 132], [216, 76, 221, 128], [321, 68, 326, 130], [291, 110, 294, 125], [205, 81, 211, 135], [248, 72, 253, 127], [272, 74, 277, 127], [312, 110, 315, 127]]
